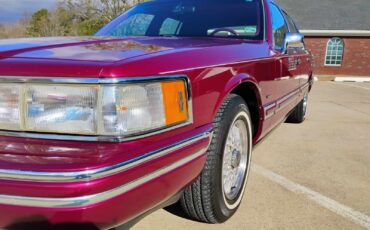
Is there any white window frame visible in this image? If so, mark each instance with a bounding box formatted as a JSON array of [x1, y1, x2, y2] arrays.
[[324, 37, 344, 66]]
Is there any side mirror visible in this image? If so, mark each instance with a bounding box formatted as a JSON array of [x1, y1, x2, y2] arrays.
[[283, 32, 304, 54]]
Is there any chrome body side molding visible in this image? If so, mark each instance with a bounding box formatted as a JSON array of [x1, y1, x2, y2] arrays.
[[0, 130, 212, 182], [0, 131, 212, 208], [263, 82, 310, 120]]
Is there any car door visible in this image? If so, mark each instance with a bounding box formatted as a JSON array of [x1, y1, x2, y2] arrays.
[[283, 11, 311, 90], [267, 4, 304, 120], [259, 2, 301, 133], [269, 3, 300, 99]]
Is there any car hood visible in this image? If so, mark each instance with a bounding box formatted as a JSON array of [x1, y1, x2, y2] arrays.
[[0, 36, 245, 62]]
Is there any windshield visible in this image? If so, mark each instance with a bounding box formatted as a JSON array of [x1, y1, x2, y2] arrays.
[[96, 0, 264, 40]]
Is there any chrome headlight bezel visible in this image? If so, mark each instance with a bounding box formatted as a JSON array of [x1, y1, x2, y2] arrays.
[[0, 76, 193, 142]]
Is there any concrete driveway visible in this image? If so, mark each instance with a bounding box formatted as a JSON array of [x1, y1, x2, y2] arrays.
[[132, 81, 370, 230]]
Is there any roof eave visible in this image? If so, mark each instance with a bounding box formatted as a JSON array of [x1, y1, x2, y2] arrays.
[[300, 30, 370, 37]]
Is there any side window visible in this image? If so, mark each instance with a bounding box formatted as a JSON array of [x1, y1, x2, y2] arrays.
[[283, 12, 299, 33], [159, 18, 182, 36], [108, 14, 154, 37], [269, 4, 289, 51]]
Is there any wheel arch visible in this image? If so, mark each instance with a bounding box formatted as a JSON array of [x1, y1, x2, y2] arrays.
[[308, 72, 314, 91], [213, 73, 263, 142]]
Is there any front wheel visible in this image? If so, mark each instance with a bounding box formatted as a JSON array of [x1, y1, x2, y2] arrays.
[[180, 94, 252, 223]]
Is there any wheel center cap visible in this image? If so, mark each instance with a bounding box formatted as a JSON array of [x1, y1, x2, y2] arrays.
[[231, 149, 241, 168]]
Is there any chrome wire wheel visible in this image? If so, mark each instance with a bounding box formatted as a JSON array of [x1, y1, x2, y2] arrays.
[[221, 111, 251, 209]]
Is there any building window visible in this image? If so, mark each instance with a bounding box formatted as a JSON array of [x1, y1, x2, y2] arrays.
[[325, 37, 344, 66]]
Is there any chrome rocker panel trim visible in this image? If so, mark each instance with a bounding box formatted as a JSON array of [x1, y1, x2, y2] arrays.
[[0, 75, 193, 142], [263, 82, 310, 120], [0, 130, 212, 182]]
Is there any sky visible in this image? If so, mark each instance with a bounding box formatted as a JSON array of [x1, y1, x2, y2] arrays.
[[0, 0, 57, 23]]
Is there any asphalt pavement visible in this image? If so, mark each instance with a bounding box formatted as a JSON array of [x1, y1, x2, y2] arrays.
[[133, 81, 370, 230]]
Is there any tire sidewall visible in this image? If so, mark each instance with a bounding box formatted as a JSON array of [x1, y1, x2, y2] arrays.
[[211, 97, 252, 222], [302, 93, 308, 119]]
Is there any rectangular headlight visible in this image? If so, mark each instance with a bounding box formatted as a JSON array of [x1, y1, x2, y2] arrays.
[[0, 84, 21, 131], [26, 85, 98, 135], [101, 80, 189, 136], [101, 83, 166, 135], [0, 78, 190, 138]]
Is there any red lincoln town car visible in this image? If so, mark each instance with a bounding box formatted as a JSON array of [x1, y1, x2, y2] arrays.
[[0, 0, 312, 229]]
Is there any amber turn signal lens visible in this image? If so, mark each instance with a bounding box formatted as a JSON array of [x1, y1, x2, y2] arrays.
[[161, 80, 188, 126]]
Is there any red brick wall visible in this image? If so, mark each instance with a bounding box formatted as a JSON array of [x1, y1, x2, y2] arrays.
[[304, 37, 370, 76]]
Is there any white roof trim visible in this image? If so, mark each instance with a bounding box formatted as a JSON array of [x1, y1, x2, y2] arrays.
[[300, 30, 370, 37]]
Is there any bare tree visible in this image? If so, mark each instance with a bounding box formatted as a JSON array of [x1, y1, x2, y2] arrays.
[[99, 0, 142, 21], [0, 16, 30, 38], [0, 0, 147, 38]]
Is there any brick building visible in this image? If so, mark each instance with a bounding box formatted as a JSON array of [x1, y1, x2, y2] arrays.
[[276, 0, 370, 77]]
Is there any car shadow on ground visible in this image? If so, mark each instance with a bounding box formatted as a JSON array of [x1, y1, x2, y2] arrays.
[[163, 202, 201, 222]]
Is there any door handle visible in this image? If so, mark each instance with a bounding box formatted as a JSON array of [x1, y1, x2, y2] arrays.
[[296, 59, 302, 65]]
